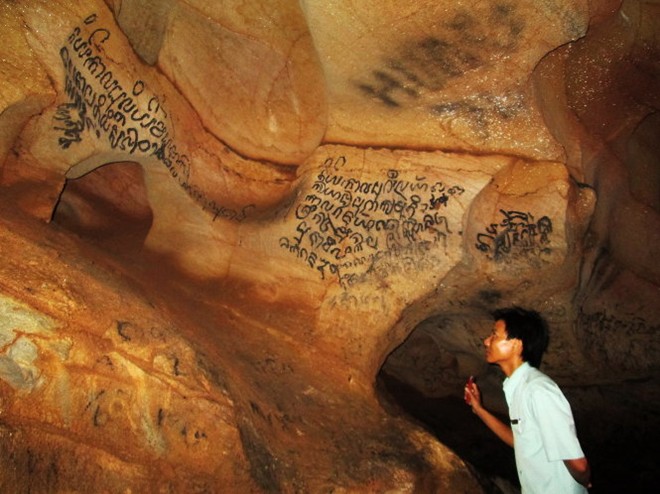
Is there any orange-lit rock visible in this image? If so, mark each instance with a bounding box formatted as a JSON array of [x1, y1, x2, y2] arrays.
[[1, 0, 658, 492]]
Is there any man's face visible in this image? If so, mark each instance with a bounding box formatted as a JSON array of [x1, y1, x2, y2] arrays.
[[484, 319, 520, 365]]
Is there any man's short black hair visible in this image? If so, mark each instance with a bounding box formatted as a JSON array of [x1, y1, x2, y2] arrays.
[[492, 307, 549, 368]]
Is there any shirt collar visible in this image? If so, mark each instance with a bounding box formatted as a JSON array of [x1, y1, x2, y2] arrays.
[[503, 361, 532, 402]]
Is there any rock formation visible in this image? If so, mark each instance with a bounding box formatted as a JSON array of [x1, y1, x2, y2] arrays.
[[0, 0, 658, 492]]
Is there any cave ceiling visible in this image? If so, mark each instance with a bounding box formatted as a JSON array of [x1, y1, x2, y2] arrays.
[[0, 0, 659, 492]]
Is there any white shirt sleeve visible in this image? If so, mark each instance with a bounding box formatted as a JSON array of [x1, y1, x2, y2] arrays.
[[529, 379, 585, 462]]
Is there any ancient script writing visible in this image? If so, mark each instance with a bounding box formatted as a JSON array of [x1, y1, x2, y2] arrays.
[[53, 14, 252, 222], [579, 310, 659, 370], [475, 209, 553, 263], [280, 156, 465, 287], [355, 5, 527, 138]]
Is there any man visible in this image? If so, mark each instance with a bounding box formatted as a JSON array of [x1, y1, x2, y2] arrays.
[[464, 307, 591, 493]]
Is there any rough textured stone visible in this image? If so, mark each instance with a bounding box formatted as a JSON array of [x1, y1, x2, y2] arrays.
[[0, 0, 658, 492]]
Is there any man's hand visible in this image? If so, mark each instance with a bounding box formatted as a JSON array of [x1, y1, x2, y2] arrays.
[[464, 376, 483, 413], [465, 376, 514, 447], [564, 457, 592, 488]]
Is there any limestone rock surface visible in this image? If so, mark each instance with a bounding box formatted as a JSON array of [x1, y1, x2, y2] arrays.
[[1, 0, 659, 492]]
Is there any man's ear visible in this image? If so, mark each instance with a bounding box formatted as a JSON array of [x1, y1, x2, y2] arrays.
[[512, 338, 524, 357]]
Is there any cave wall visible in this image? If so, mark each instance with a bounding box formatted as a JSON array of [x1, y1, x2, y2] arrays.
[[0, 0, 658, 492]]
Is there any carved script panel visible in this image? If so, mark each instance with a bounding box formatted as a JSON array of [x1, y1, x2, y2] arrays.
[[53, 14, 251, 222], [475, 209, 553, 264], [280, 156, 466, 287], [579, 310, 660, 370]]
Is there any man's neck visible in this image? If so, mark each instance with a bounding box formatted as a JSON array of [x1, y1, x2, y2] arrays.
[[501, 357, 525, 377]]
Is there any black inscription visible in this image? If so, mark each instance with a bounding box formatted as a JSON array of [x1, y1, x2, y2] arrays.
[[355, 5, 526, 137], [53, 14, 253, 222], [281, 156, 465, 287], [53, 102, 87, 148], [579, 310, 660, 370], [430, 91, 526, 138], [476, 209, 553, 263], [327, 291, 387, 311], [356, 4, 524, 108]]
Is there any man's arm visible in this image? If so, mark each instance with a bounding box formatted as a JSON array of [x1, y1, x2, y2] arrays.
[[465, 381, 514, 447], [564, 457, 592, 488], [528, 381, 592, 489]]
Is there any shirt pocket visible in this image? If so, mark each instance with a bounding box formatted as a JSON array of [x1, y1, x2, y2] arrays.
[[510, 416, 525, 435]]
